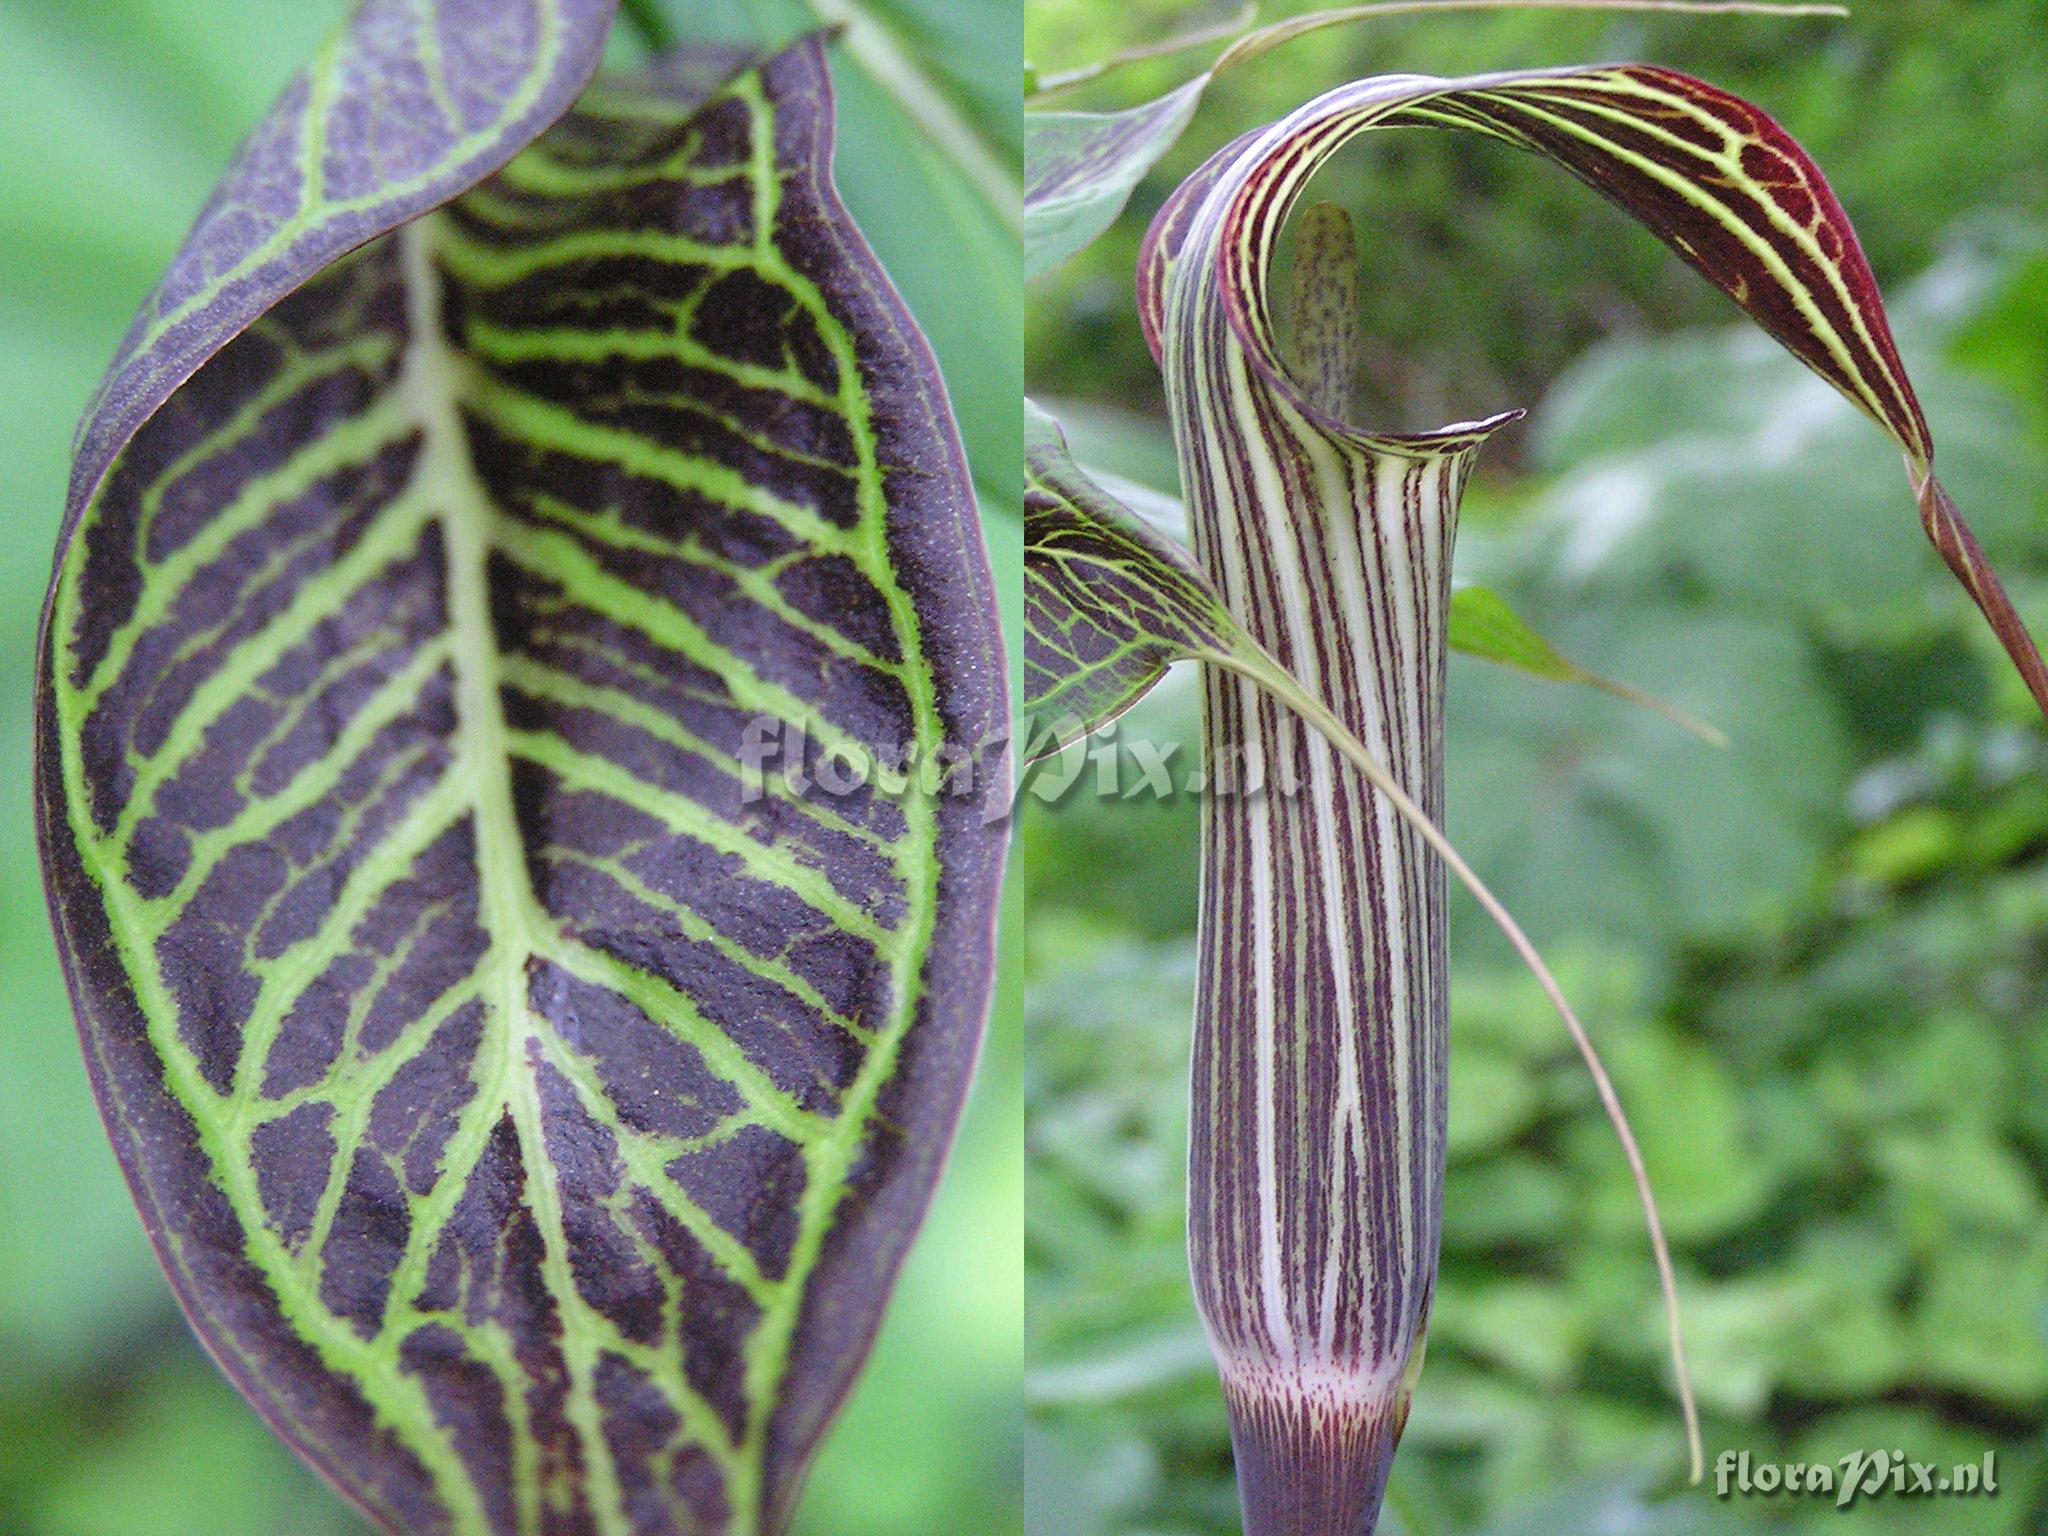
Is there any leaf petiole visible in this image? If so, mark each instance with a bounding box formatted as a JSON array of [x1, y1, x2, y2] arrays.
[[1031, 2, 1258, 96]]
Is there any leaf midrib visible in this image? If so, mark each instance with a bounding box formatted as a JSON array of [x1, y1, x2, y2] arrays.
[[395, 214, 637, 1535]]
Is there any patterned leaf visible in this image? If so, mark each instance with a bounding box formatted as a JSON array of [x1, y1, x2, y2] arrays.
[[1117, 60, 2046, 1535], [1022, 400, 1252, 755], [38, 31, 1006, 1536], [699, 0, 1023, 528]]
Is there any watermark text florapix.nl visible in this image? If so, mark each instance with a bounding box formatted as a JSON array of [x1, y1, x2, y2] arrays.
[[1715, 1449, 1997, 1509]]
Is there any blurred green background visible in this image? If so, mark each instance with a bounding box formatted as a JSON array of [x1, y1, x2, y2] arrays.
[[1024, 2, 2048, 1533], [0, 2, 1020, 1533]]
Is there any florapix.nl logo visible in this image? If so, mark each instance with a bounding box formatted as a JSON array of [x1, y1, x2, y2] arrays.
[[1715, 1449, 1999, 1510], [734, 713, 1321, 827]]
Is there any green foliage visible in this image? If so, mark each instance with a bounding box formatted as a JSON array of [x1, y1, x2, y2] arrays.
[[1446, 229, 2048, 957], [1028, 740, 2048, 1531]]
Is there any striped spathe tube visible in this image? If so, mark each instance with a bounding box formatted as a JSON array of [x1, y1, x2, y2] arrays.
[[1138, 62, 2048, 1535]]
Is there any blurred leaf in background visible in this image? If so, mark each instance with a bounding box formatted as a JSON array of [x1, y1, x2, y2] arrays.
[[1024, 2, 2048, 1533], [0, 2, 1020, 1533]]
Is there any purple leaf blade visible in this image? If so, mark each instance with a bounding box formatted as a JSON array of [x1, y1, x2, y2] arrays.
[[39, 31, 1006, 1536]]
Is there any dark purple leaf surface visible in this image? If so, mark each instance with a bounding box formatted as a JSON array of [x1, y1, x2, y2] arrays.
[[40, 20, 1006, 1536]]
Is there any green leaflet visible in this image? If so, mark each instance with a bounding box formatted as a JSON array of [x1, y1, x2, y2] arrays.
[[1447, 587, 1729, 745], [1024, 78, 1207, 281], [1022, 401, 1713, 752], [39, 31, 1006, 1536]]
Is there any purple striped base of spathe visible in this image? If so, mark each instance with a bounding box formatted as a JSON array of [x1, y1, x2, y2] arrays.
[[1224, 1366, 1411, 1536]]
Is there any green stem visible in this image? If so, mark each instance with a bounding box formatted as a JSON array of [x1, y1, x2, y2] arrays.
[[807, 0, 1022, 232], [619, 0, 676, 53]]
